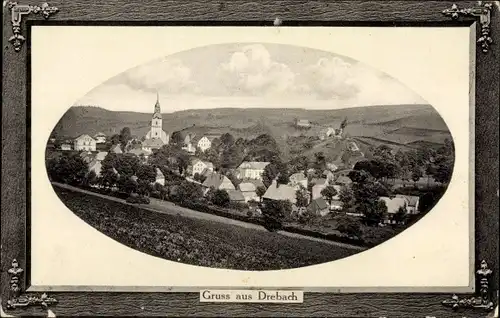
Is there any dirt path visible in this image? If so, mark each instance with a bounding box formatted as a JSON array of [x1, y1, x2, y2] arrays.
[[52, 182, 366, 251]]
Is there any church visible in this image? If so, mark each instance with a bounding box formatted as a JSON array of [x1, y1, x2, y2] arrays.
[[142, 93, 169, 152]]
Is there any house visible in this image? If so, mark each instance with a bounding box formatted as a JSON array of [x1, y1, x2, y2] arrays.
[[296, 119, 311, 128], [396, 195, 420, 214], [330, 199, 343, 211], [262, 180, 296, 204], [308, 197, 330, 217], [379, 196, 408, 224], [79, 151, 95, 164], [73, 134, 96, 152], [88, 159, 102, 177], [326, 162, 339, 172], [288, 172, 308, 188], [60, 143, 72, 151], [333, 128, 344, 138], [142, 138, 164, 152], [95, 151, 108, 161], [182, 143, 196, 154], [202, 172, 235, 193], [227, 190, 246, 203], [197, 135, 220, 152], [319, 127, 336, 140], [236, 161, 270, 180], [192, 159, 214, 176], [347, 141, 360, 152], [110, 144, 123, 154], [128, 148, 150, 159], [94, 132, 107, 144], [238, 181, 259, 202], [312, 179, 341, 201], [335, 175, 352, 185], [155, 168, 165, 186]]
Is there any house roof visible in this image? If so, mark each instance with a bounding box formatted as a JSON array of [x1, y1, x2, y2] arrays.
[[263, 180, 296, 203], [379, 197, 407, 214], [311, 178, 327, 186], [95, 151, 108, 161], [396, 194, 420, 207], [202, 172, 232, 189], [309, 197, 328, 211], [94, 132, 106, 137], [75, 134, 94, 141], [156, 168, 164, 179], [142, 138, 164, 148], [88, 159, 102, 175], [238, 161, 270, 170], [227, 190, 245, 202], [239, 182, 256, 192], [289, 172, 307, 182], [297, 119, 310, 126], [128, 148, 150, 157], [110, 144, 123, 154], [240, 178, 265, 189], [197, 134, 221, 143], [335, 176, 352, 185]]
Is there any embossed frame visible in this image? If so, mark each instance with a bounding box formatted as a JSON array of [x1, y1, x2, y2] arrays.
[[1, 1, 499, 317]]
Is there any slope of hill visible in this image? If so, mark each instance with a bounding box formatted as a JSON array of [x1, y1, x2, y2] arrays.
[[51, 104, 452, 152]]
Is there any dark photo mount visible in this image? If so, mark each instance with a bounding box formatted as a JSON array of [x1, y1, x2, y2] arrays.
[[1, 1, 499, 317]]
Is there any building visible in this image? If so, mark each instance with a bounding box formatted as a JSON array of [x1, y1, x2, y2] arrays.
[[330, 199, 343, 211], [144, 93, 169, 147], [326, 162, 339, 172], [142, 138, 164, 153], [94, 132, 107, 144], [192, 159, 214, 176], [379, 196, 408, 224], [288, 172, 308, 188], [296, 119, 311, 128], [347, 141, 360, 152], [182, 143, 196, 154], [319, 127, 336, 140], [73, 134, 96, 152], [311, 178, 341, 201], [155, 168, 165, 186], [335, 175, 353, 185], [202, 172, 235, 193], [128, 148, 150, 159], [236, 161, 270, 180], [238, 181, 258, 202], [308, 197, 330, 217], [79, 151, 95, 164], [88, 159, 102, 177], [60, 143, 72, 151], [95, 151, 108, 161], [110, 144, 123, 154], [262, 180, 296, 204], [396, 195, 420, 214], [227, 189, 246, 203], [197, 135, 220, 152]]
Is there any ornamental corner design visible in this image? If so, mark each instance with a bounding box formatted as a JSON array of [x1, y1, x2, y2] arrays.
[[6, 1, 59, 52], [442, 2, 494, 53], [5, 259, 58, 311], [442, 260, 497, 312]]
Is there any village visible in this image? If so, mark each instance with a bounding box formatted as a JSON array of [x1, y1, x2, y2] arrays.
[[47, 95, 454, 244]]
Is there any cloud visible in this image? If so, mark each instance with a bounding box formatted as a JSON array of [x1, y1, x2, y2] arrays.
[[218, 44, 298, 96], [303, 56, 426, 105], [121, 58, 198, 94]]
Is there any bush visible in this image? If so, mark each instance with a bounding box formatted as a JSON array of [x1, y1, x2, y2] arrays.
[[335, 216, 362, 239], [126, 195, 150, 204]]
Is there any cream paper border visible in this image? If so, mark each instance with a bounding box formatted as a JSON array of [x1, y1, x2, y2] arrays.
[[29, 26, 473, 292]]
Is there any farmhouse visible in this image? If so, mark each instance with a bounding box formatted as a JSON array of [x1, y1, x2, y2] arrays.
[[308, 197, 330, 217], [379, 196, 408, 224], [196, 135, 221, 152], [74, 134, 96, 152], [262, 180, 296, 204], [202, 172, 235, 192], [236, 161, 270, 180], [94, 132, 107, 144], [396, 195, 420, 214], [192, 159, 214, 176]]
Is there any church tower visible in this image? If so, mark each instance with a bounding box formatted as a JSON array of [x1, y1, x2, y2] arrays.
[[150, 92, 163, 139]]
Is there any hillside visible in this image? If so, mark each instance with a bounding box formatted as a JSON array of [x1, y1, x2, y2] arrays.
[[51, 104, 452, 153]]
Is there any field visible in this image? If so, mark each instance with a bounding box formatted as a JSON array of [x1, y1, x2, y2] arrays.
[[54, 187, 360, 270]]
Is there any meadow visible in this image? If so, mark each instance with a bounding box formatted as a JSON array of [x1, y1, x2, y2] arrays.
[[55, 187, 360, 270]]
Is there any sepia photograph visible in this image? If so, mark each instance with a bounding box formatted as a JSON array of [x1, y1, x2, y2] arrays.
[[45, 41, 455, 271]]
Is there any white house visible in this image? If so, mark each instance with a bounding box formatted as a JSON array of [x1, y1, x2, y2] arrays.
[[88, 159, 102, 177], [379, 196, 408, 224], [197, 135, 220, 152], [155, 168, 165, 186], [74, 134, 96, 152], [94, 132, 107, 144], [192, 160, 214, 176], [395, 194, 420, 214], [319, 127, 336, 140], [202, 172, 235, 194], [311, 178, 341, 201], [262, 180, 297, 204], [296, 119, 311, 128], [60, 143, 72, 151], [236, 161, 270, 180]]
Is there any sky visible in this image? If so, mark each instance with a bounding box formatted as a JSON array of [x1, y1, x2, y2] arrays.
[[75, 43, 427, 113]]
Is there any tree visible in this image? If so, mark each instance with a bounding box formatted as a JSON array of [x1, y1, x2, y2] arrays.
[[220, 133, 235, 147], [393, 205, 408, 225], [136, 164, 156, 184], [117, 177, 138, 194], [170, 131, 184, 146], [411, 167, 423, 184], [46, 153, 88, 185], [348, 170, 387, 226], [110, 134, 120, 146], [335, 216, 362, 239], [174, 181, 203, 204], [321, 185, 338, 208], [339, 185, 355, 212], [119, 127, 132, 150], [82, 170, 98, 187], [261, 199, 291, 231], [256, 185, 266, 202], [212, 189, 230, 207], [295, 184, 309, 208]]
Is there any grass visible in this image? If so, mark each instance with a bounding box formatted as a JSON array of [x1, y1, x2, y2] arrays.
[[54, 187, 360, 270]]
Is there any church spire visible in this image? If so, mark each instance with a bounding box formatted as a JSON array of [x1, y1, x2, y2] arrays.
[[153, 91, 162, 119]]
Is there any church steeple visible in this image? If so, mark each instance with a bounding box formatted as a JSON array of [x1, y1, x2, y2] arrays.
[[153, 92, 162, 119]]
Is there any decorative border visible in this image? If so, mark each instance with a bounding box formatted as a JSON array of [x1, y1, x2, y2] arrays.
[[6, 1, 59, 52], [6, 259, 57, 310], [442, 260, 496, 311], [442, 2, 494, 53]]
